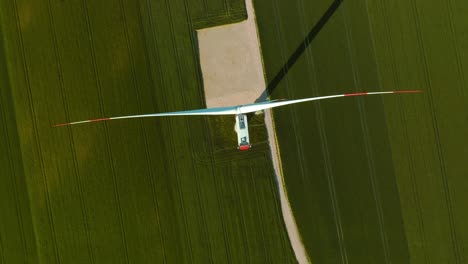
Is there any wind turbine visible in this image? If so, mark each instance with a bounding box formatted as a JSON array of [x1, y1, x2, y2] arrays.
[[54, 90, 420, 151]]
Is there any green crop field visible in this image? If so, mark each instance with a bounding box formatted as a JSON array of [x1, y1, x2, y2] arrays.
[[0, 32, 38, 262], [254, 0, 468, 263], [0, 0, 295, 263]]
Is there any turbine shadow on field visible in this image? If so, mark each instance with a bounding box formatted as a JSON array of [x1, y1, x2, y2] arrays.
[[255, 0, 344, 102]]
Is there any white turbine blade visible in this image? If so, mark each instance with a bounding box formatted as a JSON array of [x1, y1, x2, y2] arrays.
[[239, 90, 421, 113], [53, 105, 238, 127], [53, 90, 420, 127]]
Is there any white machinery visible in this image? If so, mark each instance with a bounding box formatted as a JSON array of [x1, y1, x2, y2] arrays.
[[54, 90, 420, 151], [235, 114, 250, 150]]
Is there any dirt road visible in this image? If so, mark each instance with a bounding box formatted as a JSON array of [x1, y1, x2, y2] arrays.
[[197, 0, 310, 263]]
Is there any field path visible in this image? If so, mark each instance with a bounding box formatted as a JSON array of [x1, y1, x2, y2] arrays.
[[197, 0, 310, 263], [264, 109, 310, 264]]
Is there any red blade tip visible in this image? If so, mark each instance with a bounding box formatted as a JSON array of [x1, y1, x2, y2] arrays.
[[52, 123, 70, 127], [90, 118, 111, 122], [344, 92, 368, 97]]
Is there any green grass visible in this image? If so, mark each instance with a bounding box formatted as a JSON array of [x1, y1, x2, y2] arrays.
[[188, 0, 247, 29], [0, 0, 295, 263], [254, 0, 468, 263], [367, 1, 468, 262], [0, 28, 38, 264]]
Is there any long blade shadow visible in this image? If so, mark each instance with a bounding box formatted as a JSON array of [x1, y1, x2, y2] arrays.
[[256, 0, 344, 102]]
